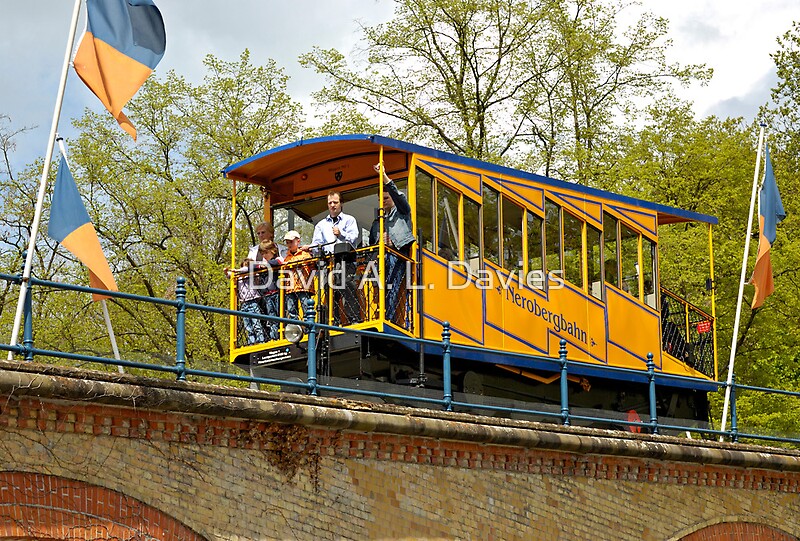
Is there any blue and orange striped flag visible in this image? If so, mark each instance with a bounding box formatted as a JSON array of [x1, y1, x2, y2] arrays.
[[73, 0, 166, 141], [48, 157, 118, 301], [750, 145, 786, 309]]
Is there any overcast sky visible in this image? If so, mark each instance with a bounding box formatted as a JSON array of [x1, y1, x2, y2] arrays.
[[1, 0, 797, 173]]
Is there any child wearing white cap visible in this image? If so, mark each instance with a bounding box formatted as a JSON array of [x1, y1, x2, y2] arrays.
[[281, 230, 314, 321]]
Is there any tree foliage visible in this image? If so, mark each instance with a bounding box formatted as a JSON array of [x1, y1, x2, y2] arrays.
[[301, 0, 710, 184], [725, 21, 800, 438], [521, 0, 712, 183], [302, 0, 546, 162], [2, 51, 303, 369]]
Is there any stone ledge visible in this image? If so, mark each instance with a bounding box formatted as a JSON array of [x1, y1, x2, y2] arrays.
[[1, 360, 799, 471]]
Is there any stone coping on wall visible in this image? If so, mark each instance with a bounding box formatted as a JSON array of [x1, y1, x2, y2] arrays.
[[1, 359, 799, 471]]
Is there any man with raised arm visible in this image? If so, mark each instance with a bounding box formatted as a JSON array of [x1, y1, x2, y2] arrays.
[[370, 165, 416, 324]]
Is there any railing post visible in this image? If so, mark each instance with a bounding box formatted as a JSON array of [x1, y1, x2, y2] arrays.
[[442, 321, 452, 411], [175, 277, 187, 381], [646, 353, 658, 435], [559, 339, 569, 426], [729, 375, 738, 443], [304, 297, 318, 396], [684, 302, 690, 344], [22, 274, 33, 362]]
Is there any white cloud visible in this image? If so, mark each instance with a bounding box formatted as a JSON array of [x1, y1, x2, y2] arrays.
[[643, 0, 797, 119]]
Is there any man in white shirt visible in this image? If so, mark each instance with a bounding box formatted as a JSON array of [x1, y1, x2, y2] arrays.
[[310, 191, 359, 253], [310, 191, 360, 325]]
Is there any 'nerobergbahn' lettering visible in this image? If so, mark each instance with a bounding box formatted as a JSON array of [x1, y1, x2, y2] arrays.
[[505, 286, 587, 344]]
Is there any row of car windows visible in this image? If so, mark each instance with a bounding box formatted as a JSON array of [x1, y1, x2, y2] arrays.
[[414, 166, 657, 308]]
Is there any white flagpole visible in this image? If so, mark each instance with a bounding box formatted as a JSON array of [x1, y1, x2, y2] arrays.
[[54, 137, 124, 374], [8, 0, 83, 360], [719, 123, 766, 436], [100, 299, 124, 373]]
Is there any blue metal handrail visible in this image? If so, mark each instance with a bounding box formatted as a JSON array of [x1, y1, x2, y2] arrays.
[[1, 271, 799, 446]]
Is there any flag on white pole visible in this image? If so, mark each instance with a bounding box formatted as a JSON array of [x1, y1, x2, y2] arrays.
[[73, 0, 166, 140], [749, 145, 786, 309], [48, 156, 118, 301]]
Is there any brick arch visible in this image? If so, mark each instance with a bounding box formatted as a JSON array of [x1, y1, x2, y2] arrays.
[[680, 521, 798, 540], [0, 472, 206, 541]]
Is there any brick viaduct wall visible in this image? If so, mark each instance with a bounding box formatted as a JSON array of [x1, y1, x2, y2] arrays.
[[0, 360, 799, 541]]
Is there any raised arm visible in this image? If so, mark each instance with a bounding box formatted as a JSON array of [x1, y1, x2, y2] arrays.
[[374, 163, 411, 215]]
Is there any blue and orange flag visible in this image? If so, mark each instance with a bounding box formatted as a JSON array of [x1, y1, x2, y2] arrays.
[[750, 145, 786, 309], [48, 157, 118, 301], [73, 0, 166, 140]]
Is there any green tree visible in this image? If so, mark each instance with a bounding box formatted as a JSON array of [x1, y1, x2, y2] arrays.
[[301, 0, 710, 182], [0, 116, 34, 330], [4, 51, 303, 370], [526, 0, 711, 184], [301, 0, 549, 162], [607, 17, 800, 437], [728, 21, 800, 439], [612, 101, 753, 298], [766, 21, 800, 167], [307, 104, 383, 139], [606, 101, 793, 434]]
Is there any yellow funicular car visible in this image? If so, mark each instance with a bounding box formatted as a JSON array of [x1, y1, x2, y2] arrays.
[[223, 134, 717, 427]]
